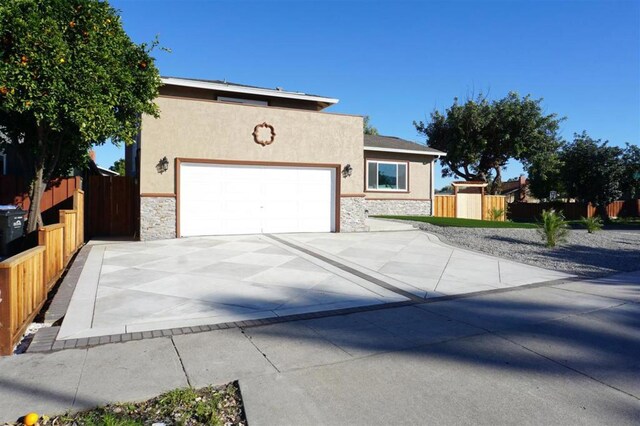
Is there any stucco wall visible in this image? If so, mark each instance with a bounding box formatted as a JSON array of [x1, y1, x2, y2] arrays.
[[363, 151, 434, 200], [140, 96, 364, 195]]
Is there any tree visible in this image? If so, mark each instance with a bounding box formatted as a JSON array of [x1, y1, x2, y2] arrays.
[[559, 132, 624, 219], [363, 115, 378, 135], [109, 158, 125, 176], [621, 143, 640, 199], [436, 184, 454, 194], [527, 149, 564, 201], [0, 0, 161, 232], [414, 92, 564, 194]]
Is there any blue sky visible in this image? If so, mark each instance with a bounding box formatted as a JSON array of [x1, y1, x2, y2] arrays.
[[97, 0, 640, 189]]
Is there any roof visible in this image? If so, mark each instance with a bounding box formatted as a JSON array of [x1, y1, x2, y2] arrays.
[[452, 181, 488, 187], [364, 135, 446, 156], [161, 76, 339, 108]]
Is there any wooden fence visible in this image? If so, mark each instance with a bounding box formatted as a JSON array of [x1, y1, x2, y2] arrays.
[[0, 176, 81, 214], [433, 195, 456, 218], [508, 199, 640, 221], [483, 195, 508, 221], [0, 189, 84, 356], [86, 176, 138, 238], [433, 194, 507, 221]]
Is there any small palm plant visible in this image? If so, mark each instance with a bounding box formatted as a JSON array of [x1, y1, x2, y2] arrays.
[[538, 209, 569, 248], [580, 216, 603, 233], [487, 207, 506, 221]]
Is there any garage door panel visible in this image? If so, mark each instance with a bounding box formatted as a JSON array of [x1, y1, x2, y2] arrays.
[[180, 163, 335, 236], [262, 201, 297, 218], [222, 219, 262, 235], [263, 182, 299, 199]]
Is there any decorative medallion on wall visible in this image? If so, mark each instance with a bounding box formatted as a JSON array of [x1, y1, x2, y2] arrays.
[[253, 122, 276, 146]]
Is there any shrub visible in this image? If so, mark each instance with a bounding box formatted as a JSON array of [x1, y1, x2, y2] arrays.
[[487, 207, 506, 221], [580, 216, 603, 233], [538, 209, 569, 248]]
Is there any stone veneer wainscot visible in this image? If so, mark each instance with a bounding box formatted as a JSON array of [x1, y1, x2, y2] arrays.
[[140, 197, 176, 241], [340, 196, 368, 232], [365, 199, 432, 217]]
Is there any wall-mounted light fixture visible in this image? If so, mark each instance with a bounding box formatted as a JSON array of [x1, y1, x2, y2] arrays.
[[342, 164, 353, 178], [156, 156, 169, 174]]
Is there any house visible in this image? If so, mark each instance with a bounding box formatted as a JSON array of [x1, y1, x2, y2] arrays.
[[501, 175, 536, 203], [363, 134, 444, 216], [128, 77, 445, 240], [86, 150, 119, 177]]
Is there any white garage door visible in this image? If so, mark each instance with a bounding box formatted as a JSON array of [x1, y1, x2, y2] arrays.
[[179, 162, 336, 236]]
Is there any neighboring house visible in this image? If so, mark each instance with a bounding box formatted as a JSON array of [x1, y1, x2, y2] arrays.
[[86, 150, 119, 177], [128, 77, 445, 241], [501, 175, 536, 203]]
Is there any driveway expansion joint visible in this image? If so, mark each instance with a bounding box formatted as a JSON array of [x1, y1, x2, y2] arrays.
[[265, 234, 425, 302]]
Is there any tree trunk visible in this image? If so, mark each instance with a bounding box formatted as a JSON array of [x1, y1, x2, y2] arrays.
[[595, 203, 610, 223], [489, 168, 503, 195], [26, 167, 46, 233]]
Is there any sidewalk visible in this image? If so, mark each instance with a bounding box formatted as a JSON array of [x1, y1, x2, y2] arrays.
[[0, 271, 638, 424]]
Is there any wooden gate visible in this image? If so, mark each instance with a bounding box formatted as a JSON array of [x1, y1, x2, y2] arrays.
[[456, 193, 482, 219], [86, 176, 138, 238]]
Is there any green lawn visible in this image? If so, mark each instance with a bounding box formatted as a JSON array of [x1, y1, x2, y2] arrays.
[[376, 215, 538, 228]]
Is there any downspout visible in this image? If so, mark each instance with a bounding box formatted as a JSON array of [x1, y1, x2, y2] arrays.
[[431, 155, 440, 216]]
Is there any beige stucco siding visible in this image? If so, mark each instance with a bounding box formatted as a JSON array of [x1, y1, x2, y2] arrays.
[[364, 151, 434, 200], [140, 96, 364, 194]]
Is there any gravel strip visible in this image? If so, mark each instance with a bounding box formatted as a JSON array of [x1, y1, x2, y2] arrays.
[[403, 221, 640, 277]]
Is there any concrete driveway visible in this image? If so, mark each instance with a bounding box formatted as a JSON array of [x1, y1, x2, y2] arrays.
[[57, 230, 571, 341]]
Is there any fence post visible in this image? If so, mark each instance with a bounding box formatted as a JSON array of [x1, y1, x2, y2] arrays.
[[59, 210, 70, 261], [0, 267, 13, 356], [73, 189, 85, 247], [38, 227, 48, 286]]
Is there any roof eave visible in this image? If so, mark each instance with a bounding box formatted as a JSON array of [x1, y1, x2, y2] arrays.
[[364, 146, 447, 156], [451, 182, 488, 187], [161, 77, 339, 106]]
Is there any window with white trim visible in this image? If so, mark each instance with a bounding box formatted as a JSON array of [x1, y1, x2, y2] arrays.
[[366, 160, 408, 191]]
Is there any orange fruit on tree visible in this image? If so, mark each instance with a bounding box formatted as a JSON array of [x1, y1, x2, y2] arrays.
[[23, 412, 39, 426]]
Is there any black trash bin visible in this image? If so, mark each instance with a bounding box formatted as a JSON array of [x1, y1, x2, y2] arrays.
[[0, 206, 26, 258]]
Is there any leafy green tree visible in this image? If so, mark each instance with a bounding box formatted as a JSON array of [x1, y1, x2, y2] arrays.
[[109, 158, 126, 176], [437, 184, 454, 194], [363, 115, 378, 135], [621, 143, 640, 199], [414, 92, 564, 194], [560, 132, 624, 219], [0, 0, 161, 232], [527, 149, 564, 201]]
